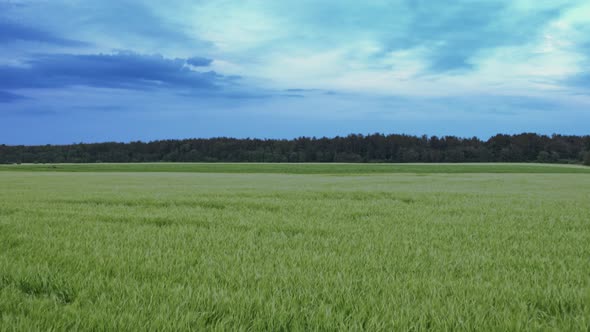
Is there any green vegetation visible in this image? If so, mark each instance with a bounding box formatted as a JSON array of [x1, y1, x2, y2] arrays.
[[1, 162, 590, 174], [1, 164, 589, 330], [2, 133, 590, 164]]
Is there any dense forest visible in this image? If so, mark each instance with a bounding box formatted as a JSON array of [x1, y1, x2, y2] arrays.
[[1, 133, 590, 165]]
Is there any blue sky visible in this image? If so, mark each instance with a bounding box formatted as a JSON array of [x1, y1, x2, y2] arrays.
[[1, 0, 589, 144]]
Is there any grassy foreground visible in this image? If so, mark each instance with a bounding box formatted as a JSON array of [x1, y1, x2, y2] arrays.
[[0, 164, 589, 330]]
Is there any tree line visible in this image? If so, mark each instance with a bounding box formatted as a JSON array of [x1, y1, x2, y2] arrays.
[[1, 133, 590, 165]]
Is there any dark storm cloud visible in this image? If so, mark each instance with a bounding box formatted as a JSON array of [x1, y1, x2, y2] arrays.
[[0, 19, 88, 46], [186, 57, 213, 67], [0, 52, 227, 91], [0, 90, 27, 103]]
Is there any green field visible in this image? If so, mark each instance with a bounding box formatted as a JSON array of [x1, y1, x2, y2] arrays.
[[1, 164, 589, 330], [1, 162, 590, 174]]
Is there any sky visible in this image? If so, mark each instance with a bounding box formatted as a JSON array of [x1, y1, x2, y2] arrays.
[[1, 0, 589, 144]]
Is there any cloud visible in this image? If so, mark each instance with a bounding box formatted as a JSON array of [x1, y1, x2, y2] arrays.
[[0, 19, 88, 46], [2, 0, 590, 143], [379, 1, 568, 73], [0, 52, 229, 91], [284, 88, 321, 93], [73, 1, 199, 47], [186, 57, 213, 67], [565, 73, 590, 91], [0, 91, 27, 103], [0, 1, 212, 55], [185, 0, 578, 97], [563, 37, 590, 91]]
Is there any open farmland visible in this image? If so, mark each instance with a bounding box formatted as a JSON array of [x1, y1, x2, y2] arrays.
[[0, 164, 589, 330]]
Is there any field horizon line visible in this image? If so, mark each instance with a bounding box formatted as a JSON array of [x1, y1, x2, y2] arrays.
[[1, 162, 588, 174]]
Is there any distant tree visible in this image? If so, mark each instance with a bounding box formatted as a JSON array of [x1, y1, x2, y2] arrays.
[[1, 133, 589, 164], [537, 151, 551, 163], [334, 152, 363, 163], [584, 151, 590, 166]]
